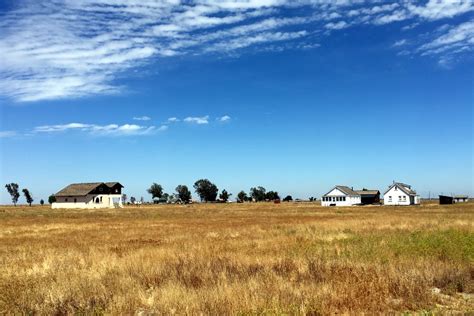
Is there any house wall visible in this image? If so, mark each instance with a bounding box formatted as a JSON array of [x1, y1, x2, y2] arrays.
[[321, 188, 361, 206], [52, 194, 123, 209], [383, 187, 416, 205]]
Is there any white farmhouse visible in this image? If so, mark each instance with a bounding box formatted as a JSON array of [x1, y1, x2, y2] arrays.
[[321, 186, 361, 206], [52, 182, 124, 209], [383, 182, 420, 206]]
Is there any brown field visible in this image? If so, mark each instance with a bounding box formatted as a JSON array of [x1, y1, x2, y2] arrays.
[[0, 202, 473, 314]]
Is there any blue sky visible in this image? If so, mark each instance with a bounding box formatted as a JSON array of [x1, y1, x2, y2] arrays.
[[0, 0, 473, 204]]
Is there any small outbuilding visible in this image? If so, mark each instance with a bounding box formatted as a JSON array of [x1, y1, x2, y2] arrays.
[[439, 195, 454, 204], [453, 195, 469, 203], [355, 189, 380, 205]]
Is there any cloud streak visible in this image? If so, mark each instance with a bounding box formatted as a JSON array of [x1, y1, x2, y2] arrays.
[[1, 114, 231, 138], [217, 115, 231, 122], [184, 115, 210, 124], [133, 116, 151, 121], [33, 122, 158, 136], [0, 0, 472, 102]]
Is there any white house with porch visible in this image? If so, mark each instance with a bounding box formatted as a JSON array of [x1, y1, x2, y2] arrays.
[[321, 186, 362, 206], [52, 182, 124, 209], [383, 182, 420, 205]]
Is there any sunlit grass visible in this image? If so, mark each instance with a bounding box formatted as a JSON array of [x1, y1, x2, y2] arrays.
[[0, 202, 472, 314]]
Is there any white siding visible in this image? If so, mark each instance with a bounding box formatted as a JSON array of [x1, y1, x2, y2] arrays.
[[321, 187, 361, 207], [52, 194, 123, 209], [383, 186, 419, 205]]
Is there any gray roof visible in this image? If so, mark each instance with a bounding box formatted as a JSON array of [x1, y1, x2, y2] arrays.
[[55, 182, 122, 196], [355, 189, 380, 196], [454, 195, 469, 199], [383, 182, 416, 196], [323, 185, 359, 197]]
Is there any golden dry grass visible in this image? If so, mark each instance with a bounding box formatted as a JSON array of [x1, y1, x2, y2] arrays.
[[0, 202, 473, 314]]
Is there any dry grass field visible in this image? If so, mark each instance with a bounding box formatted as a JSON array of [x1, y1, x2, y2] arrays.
[[0, 202, 472, 314]]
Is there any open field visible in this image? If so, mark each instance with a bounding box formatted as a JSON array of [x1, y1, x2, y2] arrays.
[[0, 202, 473, 314]]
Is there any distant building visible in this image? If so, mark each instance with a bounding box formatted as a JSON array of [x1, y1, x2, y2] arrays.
[[321, 186, 380, 206], [383, 182, 420, 205], [52, 182, 123, 209], [439, 195, 454, 204], [453, 195, 469, 203]]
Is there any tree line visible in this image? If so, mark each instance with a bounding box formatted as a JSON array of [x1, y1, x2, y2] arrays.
[[127, 179, 297, 204]]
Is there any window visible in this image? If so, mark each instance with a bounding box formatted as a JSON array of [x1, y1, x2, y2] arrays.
[[388, 196, 392, 202], [95, 197, 100, 203], [65, 198, 68, 202], [394, 187, 398, 191], [343, 197, 346, 201], [403, 196, 406, 201], [399, 196, 402, 201], [74, 198, 77, 203]]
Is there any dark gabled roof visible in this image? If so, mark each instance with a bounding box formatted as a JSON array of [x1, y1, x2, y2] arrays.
[[323, 185, 359, 197], [55, 182, 122, 196], [355, 190, 380, 196], [105, 182, 123, 188], [383, 182, 416, 196]]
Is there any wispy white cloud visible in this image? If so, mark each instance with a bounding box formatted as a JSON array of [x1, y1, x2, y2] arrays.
[[33, 122, 158, 136], [217, 115, 231, 122], [393, 39, 408, 47], [325, 21, 348, 30], [184, 115, 210, 124], [2, 114, 232, 137], [418, 21, 474, 66], [0, 0, 472, 102], [133, 116, 151, 121], [407, 0, 474, 20], [0, 131, 17, 138]]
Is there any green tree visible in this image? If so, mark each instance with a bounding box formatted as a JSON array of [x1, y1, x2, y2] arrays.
[[48, 195, 56, 204], [147, 183, 163, 199], [122, 194, 127, 204], [176, 185, 192, 203], [250, 186, 266, 202], [219, 189, 231, 202], [283, 195, 293, 202], [193, 179, 218, 202], [130, 196, 136, 204], [5, 183, 20, 206], [265, 191, 280, 201], [22, 188, 34, 206], [40, 199, 44, 205], [237, 191, 248, 203]]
